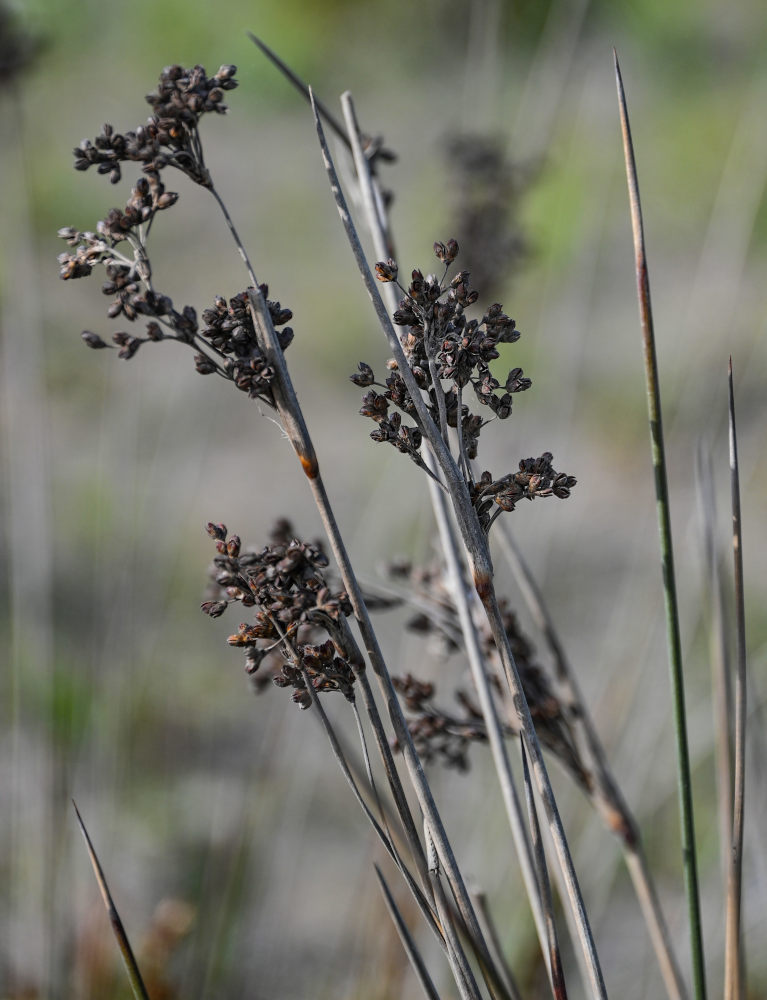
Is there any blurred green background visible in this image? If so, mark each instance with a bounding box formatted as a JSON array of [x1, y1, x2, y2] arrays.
[[2, 0, 766, 997]]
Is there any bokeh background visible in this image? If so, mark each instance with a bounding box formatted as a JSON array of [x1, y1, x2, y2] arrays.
[[2, 0, 766, 997]]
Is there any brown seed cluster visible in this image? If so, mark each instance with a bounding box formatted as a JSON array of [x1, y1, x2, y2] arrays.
[[471, 453, 577, 531], [353, 240, 576, 531], [202, 521, 356, 709], [57, 63, 295, 405], [391, 674, 487, 771], [72, 64, 238, 187], [385, 559, 587, 783]]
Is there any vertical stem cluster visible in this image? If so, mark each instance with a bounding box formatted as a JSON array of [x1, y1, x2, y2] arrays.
[[314, 90, 606, 1000]]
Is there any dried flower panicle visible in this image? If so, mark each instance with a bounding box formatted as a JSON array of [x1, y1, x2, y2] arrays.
[[72, 63, 238, 187], [470, 453, 578, 530], [57, 63, 295, 406], [386, 558, 587, 785], [201, 520, 356, 709], [391, 674, 486, 771], [352, 239, 576, 532]]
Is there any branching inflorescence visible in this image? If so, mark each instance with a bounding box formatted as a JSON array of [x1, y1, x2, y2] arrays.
[[202, 520, 357, 709], [57, 64, 293, 404], [352, 240, 576, 532], [387, 558, 586, 782]]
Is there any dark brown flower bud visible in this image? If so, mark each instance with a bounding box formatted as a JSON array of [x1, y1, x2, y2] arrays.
[[450, 269, 470, 288], [206, 522, 227, 540], [227, 535, 241, 557], [201, 600, 228, 618], [433, 239, 459, 264], [156, 191, 178, 209], [350, 362, 375, 387], [375, 258, 398, 282], [359, 390, 389, 421], [194, 354, 217, 375], [116, 337, 141, 359], [81, 331, 110, 349]]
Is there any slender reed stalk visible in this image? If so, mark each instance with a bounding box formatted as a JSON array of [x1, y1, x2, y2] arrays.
[[375, 865, 443, 1000], [695, 443, 734, 888], [245, 284, 509, 997], [340, 89, 555, 985], [519, 739, 567, 1000], [72, 802, 151, 1000], [724, 358, 747, 1000], [494, 523, 687, 1000], [614, 51, 706, 1000], [470, 890, 522, 1000], [313, 88, 607, 1000], [265, 612, 447, 944], [429, 856, 484, 1000]]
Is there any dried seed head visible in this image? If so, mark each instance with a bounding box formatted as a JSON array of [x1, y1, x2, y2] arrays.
[[375, 258, 398, 282], [81, 331, 110, 349], [350, 362, 375, 387]]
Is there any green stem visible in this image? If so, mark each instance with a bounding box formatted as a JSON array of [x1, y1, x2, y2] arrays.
[[614, 51, 706, 1000]]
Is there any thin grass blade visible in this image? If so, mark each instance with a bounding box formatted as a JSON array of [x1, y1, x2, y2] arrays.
[[375, 865, 443, 1000], [306, 90, 511, 991], [72, 801, 151, 1000], [495, 522, 687, 999], [247, 32, 351, 151], [695, 442, 734, 889], [470, 889, 522, 1000], [724, 358, 747, 1000], [519, 739, 568, 999], [614, 50, 706, 1000]]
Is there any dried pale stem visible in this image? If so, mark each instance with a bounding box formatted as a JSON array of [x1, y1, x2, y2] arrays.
[[72, 802, 151, 1000], [305, 105, 519, 991], [695, 443, 734, 889], [495, 523, 688, 1000], [519, 739, 568, 1000], [342, 88, 562, 993], [470, 889, 522, 1000], [615, 50, 706, 1000], [269, 618, 444, 944], [244, 281, 515, 993], [247, 285, 431, 869], [426, 451, 551, 990], [206, 180, 439, 917], [324, 90, 605, 999], [724, 358, 747, 1000], [311, 686, 442, 942], [375, 865, 443, 1000], [425, 834, 483, 1000]]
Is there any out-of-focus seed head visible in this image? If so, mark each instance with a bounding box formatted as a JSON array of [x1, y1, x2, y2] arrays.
[[81, 331, 110, 349]]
